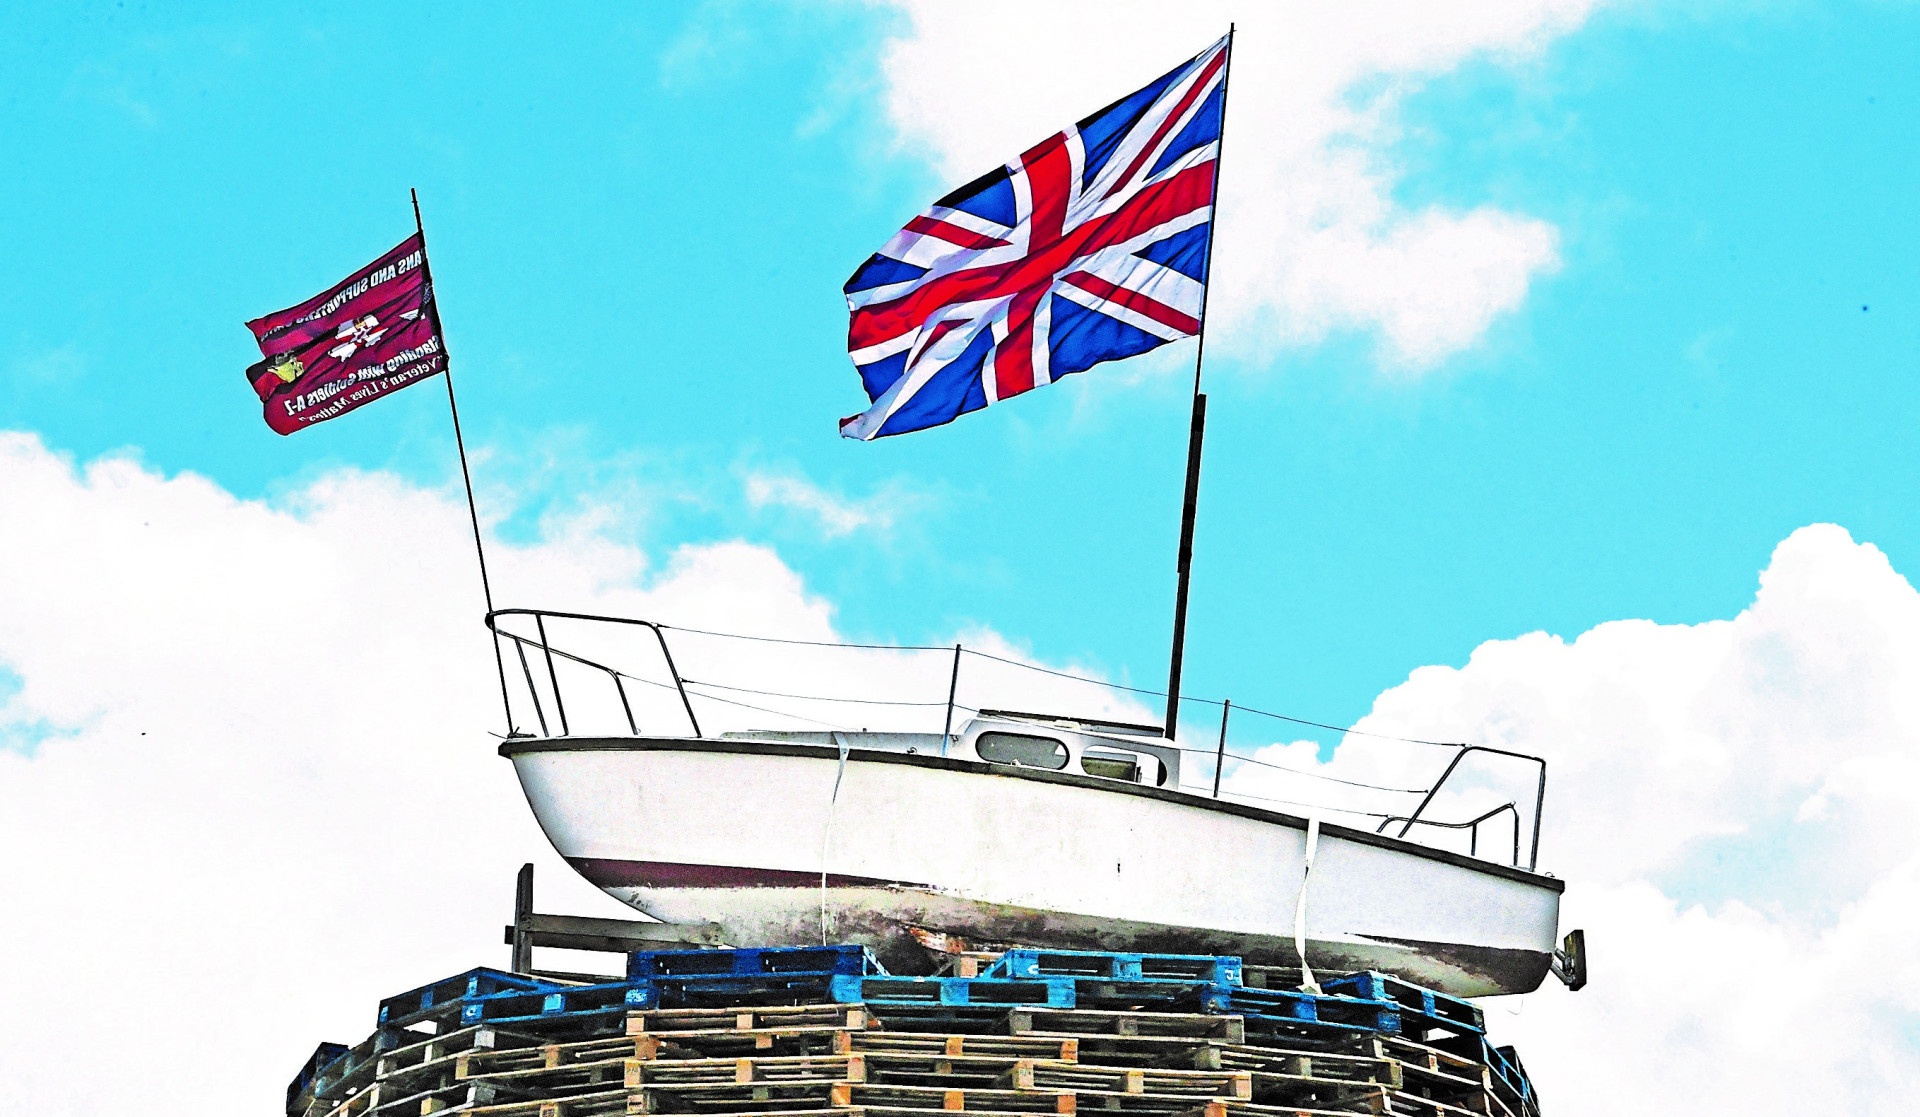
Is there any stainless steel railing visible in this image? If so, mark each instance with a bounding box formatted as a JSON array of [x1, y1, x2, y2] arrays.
[[483, 607, 1547, 870]]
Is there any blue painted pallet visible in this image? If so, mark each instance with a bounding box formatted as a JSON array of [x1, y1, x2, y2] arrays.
[[290, 1028, 414, 1114], [830, 973, 1076, 1008], [377, 967, 560, 1028], [627, 944, 884, 1004], [983, 948, 1242, 986], [1322, 971, 1484, 1035], [284, 1041, 348, 1116], [628, 944, 883, 980], [1078, 979, 1217, 1005], [1059, 978, 1224, 1011], [1487, 1041, 1542, 1117], [1213, 986, 1402, 1033], [459, 980, 658, 1027], [626, 946, 886, 1007]]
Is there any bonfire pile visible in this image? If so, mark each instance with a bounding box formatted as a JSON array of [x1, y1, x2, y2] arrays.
[[287, 946, 1541, 1117]]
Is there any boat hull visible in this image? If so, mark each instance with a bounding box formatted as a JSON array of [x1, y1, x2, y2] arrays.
[[504, 737, 1563, 997]]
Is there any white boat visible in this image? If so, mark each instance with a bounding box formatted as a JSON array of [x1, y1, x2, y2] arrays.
[[500, 682, 1567, 997]]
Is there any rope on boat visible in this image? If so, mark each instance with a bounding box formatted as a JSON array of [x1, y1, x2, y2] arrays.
[[820, 734, 853, 944], [1294, 816, 1322, 994]]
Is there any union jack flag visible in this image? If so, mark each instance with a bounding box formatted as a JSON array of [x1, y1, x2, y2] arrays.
[[840, 36, 1228, 440]]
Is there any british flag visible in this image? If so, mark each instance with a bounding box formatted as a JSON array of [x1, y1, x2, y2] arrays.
[[840, 36, 1229, 440]]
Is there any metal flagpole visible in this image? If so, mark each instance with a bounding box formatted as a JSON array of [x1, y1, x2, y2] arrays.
[[1163, 26, 1235, 740], [412, 188, 516, 733]]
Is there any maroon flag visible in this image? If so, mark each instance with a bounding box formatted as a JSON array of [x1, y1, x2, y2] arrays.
[[244, 233, 446, 435]]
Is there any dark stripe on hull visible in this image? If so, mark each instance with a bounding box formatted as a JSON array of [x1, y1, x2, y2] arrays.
[[570, 857, 922, 891]]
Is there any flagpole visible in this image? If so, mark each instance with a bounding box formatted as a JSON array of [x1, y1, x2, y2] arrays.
[[412, 188, 515, 733], [1163, 26, 1234, 740]]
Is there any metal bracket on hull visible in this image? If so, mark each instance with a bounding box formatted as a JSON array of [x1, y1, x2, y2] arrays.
[[506, 863, 725, 977], [1548, 928, 1588, 991]]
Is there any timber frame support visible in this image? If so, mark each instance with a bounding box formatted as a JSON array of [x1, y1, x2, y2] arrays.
[[505, 863, 726, 978]]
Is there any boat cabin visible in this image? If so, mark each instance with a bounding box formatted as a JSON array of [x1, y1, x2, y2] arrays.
[[720, 711, 1182, 789]]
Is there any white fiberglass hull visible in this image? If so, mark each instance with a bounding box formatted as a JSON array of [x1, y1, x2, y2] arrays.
[[504, 738, 1563, 997]]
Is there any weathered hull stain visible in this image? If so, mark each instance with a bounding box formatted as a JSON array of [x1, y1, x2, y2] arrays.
[[579, 866, 1549, 997], [513, 740, 1564, 999]]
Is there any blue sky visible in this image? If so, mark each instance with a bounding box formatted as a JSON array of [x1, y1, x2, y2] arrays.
[[3, 0, 1916, 745], [10, 6, 1920, 1110]]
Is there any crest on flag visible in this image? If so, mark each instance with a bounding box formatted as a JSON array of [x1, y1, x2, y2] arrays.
[[244, 234, 445, 435], [840, 36, 1227, 440]]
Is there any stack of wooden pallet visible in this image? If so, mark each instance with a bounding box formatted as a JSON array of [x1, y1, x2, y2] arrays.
[[286, 947, 1542, 1117]]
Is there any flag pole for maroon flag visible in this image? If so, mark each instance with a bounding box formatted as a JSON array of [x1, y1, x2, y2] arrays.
[[411, 188, 514, 731], [1163, 24, 1234, 741]]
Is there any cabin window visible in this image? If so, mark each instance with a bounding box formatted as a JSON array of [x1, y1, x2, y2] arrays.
[[1081, 748, 1143, 782], [976, 732, 1069, 770]]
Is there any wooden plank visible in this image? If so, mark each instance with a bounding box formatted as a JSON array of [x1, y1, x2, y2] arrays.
[[1180, 1101, 1381, 1117], [1001, 1060, 1252, 1100], [1008, 1010, 1243, 1042], [509, 912, 725, 951], [839, 1032, 1078, 1062], [626, 1004, 866, 1034]]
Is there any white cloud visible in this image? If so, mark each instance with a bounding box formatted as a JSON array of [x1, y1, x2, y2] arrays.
[[867, 1, 1586, 366], [6, 430, 1920, 1113], [741, 469, 911, 538], [0, 433, 1140, 1115], [12, 343, 89, 385], [1250, 523, 1920, 1112]]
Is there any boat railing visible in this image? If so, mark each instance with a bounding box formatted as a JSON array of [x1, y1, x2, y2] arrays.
[[1389, 745, 1547, 871], [487, 608, 703, 739], [1377, 802, 1522, 867], [483, 607, 1548, 871]]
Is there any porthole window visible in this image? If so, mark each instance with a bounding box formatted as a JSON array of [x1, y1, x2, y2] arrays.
[[976, 732, 1070, 770], [1081, 749, 1143, 783]]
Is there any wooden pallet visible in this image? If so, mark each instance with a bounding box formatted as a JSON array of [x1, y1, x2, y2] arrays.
[[1179, 1099, 1389, 1117], [1204, 1039, 1397, 1085], [840, 1032, 1080, 1063], [298, 974, 1541, 1117], [630, 1005, 870, 1035], [424, 1086, 632, 1117], [859, 1051, 1055, 1087], [1008, 1010, 1245, 1043], [1003, 1061, 1252, 1100], [628, 1054, 867, 1088], [985, 951, 1242, 987], [457, 1037, 665, 1078]]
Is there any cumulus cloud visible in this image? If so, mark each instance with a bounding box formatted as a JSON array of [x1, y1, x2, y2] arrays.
[[0, 433, 770, 1113], [1232, 524, 1920, 1112], [0, 433, 1141, 1115], [6, 430, 1919, 1114], [867, 1, 1583, 366]]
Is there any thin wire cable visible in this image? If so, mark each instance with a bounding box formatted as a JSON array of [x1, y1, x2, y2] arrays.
[[1227, 701, 1466, 748], [527, 652, 855, 733], [677, 681, 851, 730], [629, 676, 1399, 819], [506, 637, 961, 734], [498, 632, 866, 731], [961, 647, 1473, 749], [1211, 789, 1395, 821], [1173, 745, 1430, 794], [506, 618, 1487, 753], [959, 647, 1173, 699], [659, 623, 949, 652], [677, 677, 950, 708]]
